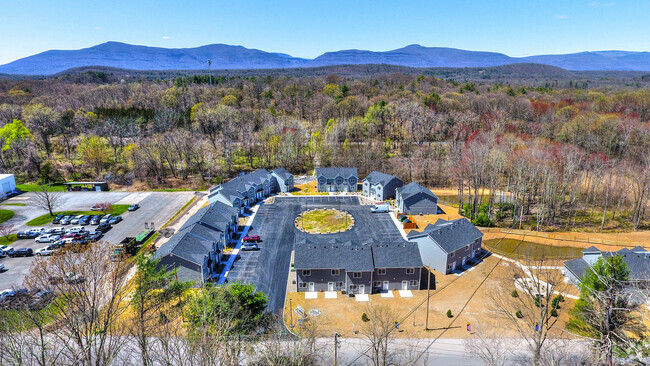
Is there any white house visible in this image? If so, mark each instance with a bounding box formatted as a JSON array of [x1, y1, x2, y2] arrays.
[[0, 174, 17, 198]]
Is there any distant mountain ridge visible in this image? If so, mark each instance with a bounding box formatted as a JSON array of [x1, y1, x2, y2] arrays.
[[1, 42, 649, 75]]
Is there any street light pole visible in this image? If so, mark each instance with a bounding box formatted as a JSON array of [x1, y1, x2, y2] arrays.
[[425, 270, 431, 330]]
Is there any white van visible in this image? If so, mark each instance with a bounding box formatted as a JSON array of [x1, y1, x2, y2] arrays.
[[371, 202, 389, 213]]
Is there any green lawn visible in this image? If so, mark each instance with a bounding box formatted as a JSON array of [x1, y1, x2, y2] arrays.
[[483, 238, 583, 260], [1, 203, 26, 206], [26, 204, 131, 226], [0, 234, 18, 246], [0, 209, 15, 224], [16, 184, 66, 192]]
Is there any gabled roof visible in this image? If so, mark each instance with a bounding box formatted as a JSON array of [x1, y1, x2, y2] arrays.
[[210, 169, 271, 194], [582, 246, 601, 254], [316, 167, 358, 180], [180, 201, 237, 232], [156, 225, 213, 266], [363, 171, 403, 186], [407, 218, 483, 253], [396, 182, 438, 201], [209, 188, 244, 204], [271, 168, 292, 180], [564, 258, 590, 280], [294, 239, 373, 272], [372, 242, 422, 268]]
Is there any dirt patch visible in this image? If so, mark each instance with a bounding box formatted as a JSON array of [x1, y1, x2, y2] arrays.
[[296, 208, 353, 233], [404, 203, 465, 234], [292, 181, 328, 195], [284, 256, 576, 339]]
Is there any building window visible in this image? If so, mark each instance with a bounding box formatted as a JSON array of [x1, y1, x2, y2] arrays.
[[336, 178, 343, 184], [349, 285, 357, 290], [318, 178, 325, 184], [299, 282, 307, 288], [337, 282, 344, 287], [377, 268, 386, 275], [302, 270, 311, 277], [410, 280, 418, 286], [353, 272, 362, 278], [332, 269, 340, 276], [447, 264, 453, 269], [466, 245, 470, 250], [373, 281, 381, 287], [406, 268, 415, 275], [450, 252, 455, 258]]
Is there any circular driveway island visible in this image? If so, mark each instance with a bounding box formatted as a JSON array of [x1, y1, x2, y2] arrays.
[[295, 208, 354, 234]]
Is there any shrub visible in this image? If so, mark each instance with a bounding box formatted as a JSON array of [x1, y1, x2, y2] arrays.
[[550, 309, 558, 317], [361, 313, 370, 322], [446, 309, 453, 318], [534, 295, 542, 307], [515, 310, 523, 318], [511, 289, 519, 298]]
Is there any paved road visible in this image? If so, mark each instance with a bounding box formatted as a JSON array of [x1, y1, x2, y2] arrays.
[[0, 191, 195, 290], [228, 196, 405, 313]]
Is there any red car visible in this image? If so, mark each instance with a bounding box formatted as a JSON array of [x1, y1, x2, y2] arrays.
[[62, 233, 84, 240], [243, 235, 260, 243]]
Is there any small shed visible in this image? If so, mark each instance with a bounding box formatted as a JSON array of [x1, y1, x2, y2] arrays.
[[0, 174, 17, 197], [63, 181, 109, 191]]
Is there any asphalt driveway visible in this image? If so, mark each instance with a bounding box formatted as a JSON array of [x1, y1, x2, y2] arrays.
[[228, 196, 406, 313]]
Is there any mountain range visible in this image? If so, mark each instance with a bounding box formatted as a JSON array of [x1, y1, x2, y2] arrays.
[[1, 42, 649, 75]]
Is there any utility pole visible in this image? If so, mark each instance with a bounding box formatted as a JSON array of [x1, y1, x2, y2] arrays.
[[334, 331, 340, 366], [207, 59, 212, 86], [425, 270, 431, 330], [290, 298, 294, 328]]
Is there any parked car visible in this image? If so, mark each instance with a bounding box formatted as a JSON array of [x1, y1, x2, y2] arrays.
[[96, 223, 112, 233], [49, 227, 65, 235], [108, 215, 122, 224], [78, 215, 92, 225], [10, 248, 33, 257], [65, 227, 86, 234], [62, 233, 84, 240], [0, 245, 15, 257], [0, 289, 15, 301], [86, 231, 103, 241], [128, 204, 140, 211], [35, 234, 61, 243], [27, 227, 46, 235], [70, 215, 84, 225], [241, 242, 259, 251], [50, 240, 65, 249], [17, 231, 39, 239], [90, 215, 103, 225], [35, 245, 58, 256], [59, 216, 73, 225], [61, 237, 76, 244], [0, 263, 4, 271], [243, 235, 260, 243], [99, 214, 113, 224], [28, 290, 54, 310], [51, 214, 65, 224]]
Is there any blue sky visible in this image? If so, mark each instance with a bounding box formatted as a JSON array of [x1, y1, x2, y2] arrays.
[[1, 0, 648, 65]]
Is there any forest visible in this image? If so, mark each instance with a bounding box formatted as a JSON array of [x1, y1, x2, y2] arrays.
[[0, 68, 649, 232]]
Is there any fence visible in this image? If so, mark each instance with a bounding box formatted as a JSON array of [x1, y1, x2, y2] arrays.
[[482, 227, 647, 248]]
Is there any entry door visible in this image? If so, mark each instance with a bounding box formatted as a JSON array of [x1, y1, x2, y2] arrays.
[[328, 282, 334, 291], [308, 282, 314, 291], [382, 281, 389, 291], [402, 281, 408, 290], [451, 262, 456, 272], [358, 285, 365, 294], [462, 257, 467, 266]]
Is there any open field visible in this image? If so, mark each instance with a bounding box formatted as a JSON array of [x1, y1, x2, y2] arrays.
[[484, 238, 584, 260], [292, 181, 329, 195], [296, 208, 353, 233], [284, 255, 576, 339]]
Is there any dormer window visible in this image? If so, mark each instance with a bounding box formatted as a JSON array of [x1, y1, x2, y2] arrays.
[[336, 177, 343, 184], [350, 178, 357, 185], [318, 177, 326, 184]]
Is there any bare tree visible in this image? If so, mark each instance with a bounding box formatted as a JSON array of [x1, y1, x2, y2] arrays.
[[359, 304, 399, 366], [488, 255, 570, 365], [25, 241, 130, 365], [0, 223, 14, 240], [94, 201, 113, 215], [464, 326, 511, 366], [249, 319, 321, 366], [31, 185, 63, 216]]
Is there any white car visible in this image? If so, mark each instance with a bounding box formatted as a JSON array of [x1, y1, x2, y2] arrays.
[[27, 227, 46, 235], [45, 227, 65, 235], [0, 289, 15, 300], [0, 245, 14, 256], [35, 234, 61, 243], [65, 227, 86, 234], [70, 215, 84, 225], [35, 246, 57, 256], [100, 214, 113, 224]]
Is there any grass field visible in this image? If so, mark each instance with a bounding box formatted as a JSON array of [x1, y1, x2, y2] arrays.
[[1, 203, 26, 206], [26, 204, 131, 226], [291, 181, 329, 195], [0, 234, 18, 246], [483, 238, 584, 260], [0, 209, 15, 224], [297, 209, 352, 233], [16, 184, 66, 192]]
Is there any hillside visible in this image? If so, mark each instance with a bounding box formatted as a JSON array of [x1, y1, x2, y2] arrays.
[[1, 42, 650, 75]]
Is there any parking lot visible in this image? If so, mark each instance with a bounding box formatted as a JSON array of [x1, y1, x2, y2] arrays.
[[0, 191, 195, 290], [228, 196, 406, 313]]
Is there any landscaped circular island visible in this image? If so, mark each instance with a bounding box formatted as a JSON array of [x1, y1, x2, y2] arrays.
[[295, 208, 354, 234]]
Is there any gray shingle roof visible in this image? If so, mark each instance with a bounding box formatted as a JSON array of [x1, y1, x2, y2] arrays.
[[271, 168, 292, 180], [210, 169, 270, 194], [316, 167, 358, 179], [294, 240, 374, 272], [372, 242, 422, 268], [396, 182, 438, 201], [180, 201, 236, 232], [156, 225, 212, 266], [363, 171, 402, 186], [583, 246, 601, 254], [564, 247, 650, 281], [407, 218, 483, 253]]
